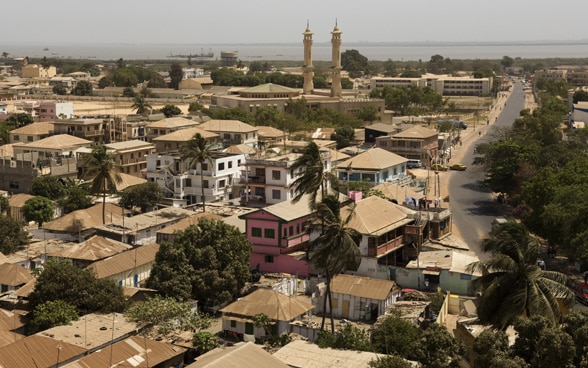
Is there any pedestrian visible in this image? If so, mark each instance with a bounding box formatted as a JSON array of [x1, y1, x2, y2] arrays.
[[478, 131, 481, 137]]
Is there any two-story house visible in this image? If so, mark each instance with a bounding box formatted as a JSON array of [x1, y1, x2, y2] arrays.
[[9, 121, 54, 144], [152, 126, 219, 154], [145, 151, 245, 207], [375, 125, 438, 164], [197, 119, 258, 148], [53, 118, 107, 143], [145, 116, 200, 142], [105, 140, 156, 177], [336, 147, 410, 186], [37, 101, 74, 121]]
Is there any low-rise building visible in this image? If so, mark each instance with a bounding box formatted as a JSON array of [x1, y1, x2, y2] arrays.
[[376, 125, 438, 163], [38, 101, 74, 121], [9, 122, 54, 144], [145, 116, 200, 141], [0, 263, 33, 294], [370, 75, 492, 96], [197, 119, 258, 148], [152, 126, 218, 154], [105, 139, 156, 177], [336, 147, 411, 186], [21, 64, 57, 78], [53, 118, 107, 143], [48, 235, 132, 268]]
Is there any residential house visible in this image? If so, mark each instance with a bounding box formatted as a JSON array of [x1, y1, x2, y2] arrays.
[[65, 71, 91, 80], [12, 134, 91, 159], [61, 336, 185, 368], [256, 125, 286, 149], [145, 151, 245, 207], [9, 121, 54, 144], [13, 100, 40, 117], [156, 212, 222, 244], [343, 195, 416, 279], [0, 335, 87, 368], [86, 243, 160, 287], [239, 196, 314, 276], [94, 207, 193, 245], [53, 117, 114, 144], [197, 119, 258, 148], [21, 64, 57, 78], [220, 288, 314, 340], [0, 308, 27, 348], [36, 313, 139, 353], [336, 147, 411, 186], [240, 151, 331, 206], [43, 203, 129, 241], [315, 274, 401, 322], [49, 76, 77, 93], [395, 249, 481, 295], [376, 125, 439, 163], [152, 126, 219, 154], [364, 123, 398, 144], [37, 101, 74, 120], [145, 116, 200, 141], [273, 340, 388, 368], [105, 139, 156, 177], [48, 235, 132, 268], [187, 341, 290, 368], [0, 263, 33, 294], [7, 193, 34, 223]]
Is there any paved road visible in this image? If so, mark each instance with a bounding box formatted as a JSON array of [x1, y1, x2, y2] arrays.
[[447, 81, 526, 258]]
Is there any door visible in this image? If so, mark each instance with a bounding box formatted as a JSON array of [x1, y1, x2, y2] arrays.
[[342, 300, 350, 319]]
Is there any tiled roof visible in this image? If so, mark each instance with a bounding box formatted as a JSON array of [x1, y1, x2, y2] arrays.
[[331, 274, 400, 300], [338, 147, 407, 171], [198, 119, 257, 133], [105, 139, 155, 151], [220, 288, 314, 321], [115, 172, 147, 191], [86, 243, 160, 279], [224, 144, 257, 155], [256, 125, 285, 138], [8, 193, 34, 208], [49, 235, 132, 261]]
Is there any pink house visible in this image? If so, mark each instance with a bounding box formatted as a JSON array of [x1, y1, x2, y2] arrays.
[[240, 197, 315, 277]]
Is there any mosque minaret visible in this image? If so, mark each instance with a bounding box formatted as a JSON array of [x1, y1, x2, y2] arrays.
[[329, 20, 342, 98], [302, 21, 314, 95]]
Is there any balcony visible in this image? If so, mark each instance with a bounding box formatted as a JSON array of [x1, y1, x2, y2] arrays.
[[367, 236, 405, 257], [240, 194, 265, 204], [239, 175, 266, 184]]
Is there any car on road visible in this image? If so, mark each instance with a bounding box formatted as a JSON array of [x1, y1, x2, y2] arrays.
[[450, 164, 467, 171], [407, 159, 422, 169], [431, 164, 448, 171], [573, 281, 588, 305]]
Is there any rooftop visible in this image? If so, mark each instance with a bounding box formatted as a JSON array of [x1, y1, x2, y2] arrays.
[[220, 288, 314, 321], [338, 148, 408, 171]]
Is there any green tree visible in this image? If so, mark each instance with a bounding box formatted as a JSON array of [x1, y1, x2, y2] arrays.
[[501, 55, 515, 68], [412, 323, 463, 368], [0, 214, 29, 254], [309, 195, 361, 332], [31, 176, 65, 200], [29, 259, 126, 315], [181, 133, 213, 212], [59, 183, 93, 214], [82, 145, 122, 224], [192, 331, 220, 356], [148, 218, 251, 306], [0, 121, 9, 144], [473, 329, 525, 368], [23, 196, 54, 227], [467, 221, 574, 330], [98, 76, 113, 89], [368, 355, 413, 368], [0, 195, 8, 214], [29, 300, 79, 333], [119, 182, 162, 213], [357, 105, 379, 122], [573, 89, 588, 103], [2, 51, 9, 60], [146, 241, 194, 301], [159, 104, 182, 118], [382, 59, 397, 77], [341, 49, 369, 78], [131, 95, 152, 116], [7, 112, 34, 127], [72, 80, 93, 96], [341, 77, 354, 89], [330, 126, 355, 149], [52, 83, 67, 95], [188, 101, 205, 114], [315, 323, 371, 351], [169, 62, 184, 90], [122, 86, 136, 97], [290, 141, 334, 208], [372, 311, 419, 357], [40, 56, 51, 69]]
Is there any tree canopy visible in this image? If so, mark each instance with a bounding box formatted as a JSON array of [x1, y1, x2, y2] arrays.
[[147, 218, 252, 306], [31, 176, 66, 200], [23, 196, 54, 227], [0, 214, 29, 254], [119, 182, 162, 213]]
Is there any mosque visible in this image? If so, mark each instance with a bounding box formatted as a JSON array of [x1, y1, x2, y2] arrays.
[[211, 22, 385, 119]]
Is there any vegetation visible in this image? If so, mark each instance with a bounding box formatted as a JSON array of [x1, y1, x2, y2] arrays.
[[23, 196, 54, 227], [119, 182, 162, 213], [0, 214, 29, 254], [169, 62, 183, 90], [315, 323, 371, 351], [147, 218, 251, 306], [369, 85, 445, 116], [467, 221, 574, 330], [58, 180, 93, 214], [29, 300, 79, 333], [290, 141, 335, 208], [81, 145, 122, 224], [159, 104, 182, 117], [6, 112, 33, 127], [131, 95, 152, 115], [31, 176, 66, 200], [72, 80, 93, 96], [181, 133, 213, 212], [29, 259, 126, 315]]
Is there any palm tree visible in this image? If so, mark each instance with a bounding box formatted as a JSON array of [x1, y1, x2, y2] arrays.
[[290, 141, 336, 208], [82, 145, 122, 224], [131, 95, 152, 116], [1, 52, 8, 60], [467, 221, 574, 330], [308, 194, 362, 332], [182, 133, 213, 212]]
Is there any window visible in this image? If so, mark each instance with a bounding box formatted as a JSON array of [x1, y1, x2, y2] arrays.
[[27, 136, 33, 142], [228, 161, 233, 169], [224, 133, 231, 140], [13, 135, 19, 141], [203, 180, 209, 188], [252, 227, 262, 237], [219, 180, 226, 188], [264, 229, 275, 238], [332, 298, 339, 309], [289, 226, 293, 236], [272, 190, 281, 200], [245, 322, 254, 334], [272, 170, 281, 180], [9, 181, 19, 189], [255, 168, 264, 176], [185, 178, 192, 187], [230, 320, 236, 328], [202, 163, 208, 171], [264, 255, 274, 263], [218, 162, 225, 170]]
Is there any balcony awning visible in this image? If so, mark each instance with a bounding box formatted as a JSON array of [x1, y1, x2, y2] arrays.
[[422, 270, 441, 276]]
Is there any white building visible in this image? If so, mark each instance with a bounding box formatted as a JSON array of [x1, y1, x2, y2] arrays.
[[371, 75, 492, 96]]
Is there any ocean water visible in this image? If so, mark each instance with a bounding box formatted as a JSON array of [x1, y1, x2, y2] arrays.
[[3, 42, 588, 62]]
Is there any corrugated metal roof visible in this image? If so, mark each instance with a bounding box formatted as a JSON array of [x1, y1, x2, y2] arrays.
[[48, 235, 132, 261], [256, 125, 285, 138], [9, 121, 54, 135], [156, 212, 222, 235], [344, 196, 414, 236], [146, 116, 198, 129], [220, 288, 314, 321], [152, 126, 218, 142], [392, 125, 438, 139], [405, 249, 481, 276], [198, 119, 257, 133], [8, 193, 34, 208], [338, 148, 407, 171], [86, 243, 160, 279], [273, 340, 383, 368], [62, 335, 185, 368], [43, 203, 127, 233], [372, 182, 425, 202], [240, 83, 299, 94], [186, 341, 290, 368], [105, 139, 154, 151], [0, 335, 87, 368], [331, 274, 399, 300], [20, 134, 91, 150], [0, 263, 33, 286]]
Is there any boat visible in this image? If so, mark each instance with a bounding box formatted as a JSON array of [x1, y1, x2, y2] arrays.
[[43, 47, 49, 51]]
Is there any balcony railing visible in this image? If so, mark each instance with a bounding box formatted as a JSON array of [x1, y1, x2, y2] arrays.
[[239, 175, 266, 184], [367, 236, 404, 257], [240, 194, 265, 203]]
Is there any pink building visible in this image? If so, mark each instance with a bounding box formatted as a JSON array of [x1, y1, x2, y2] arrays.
[[240, 197, 315, 276]]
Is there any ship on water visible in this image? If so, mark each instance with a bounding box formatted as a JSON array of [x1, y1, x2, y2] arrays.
[[168, 48, 214, 59]]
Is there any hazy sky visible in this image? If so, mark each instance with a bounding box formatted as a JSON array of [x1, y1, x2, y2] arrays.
[[3, 0, 586, 45]]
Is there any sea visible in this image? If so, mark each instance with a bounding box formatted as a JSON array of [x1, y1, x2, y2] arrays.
[[4, 41, 588, 62]]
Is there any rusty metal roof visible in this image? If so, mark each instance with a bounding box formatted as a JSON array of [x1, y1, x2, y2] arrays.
[[220, 288, 314, 321], [331, 274, 400, 301]]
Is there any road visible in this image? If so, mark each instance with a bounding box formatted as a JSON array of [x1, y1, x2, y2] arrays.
[[447, 80, 526, 257]]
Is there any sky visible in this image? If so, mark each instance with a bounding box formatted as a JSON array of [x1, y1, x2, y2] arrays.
[[2, 0, 587, 45]]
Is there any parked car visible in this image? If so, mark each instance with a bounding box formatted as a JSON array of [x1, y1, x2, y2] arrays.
[[450, 164, 467, 171], [407, 159, 422, 169], [431, 164, 448, 171]]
